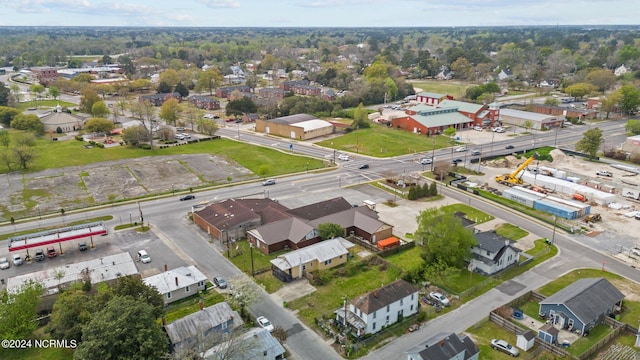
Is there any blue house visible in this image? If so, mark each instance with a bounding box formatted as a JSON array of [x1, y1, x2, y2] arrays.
[[539, 278, 624, 335]]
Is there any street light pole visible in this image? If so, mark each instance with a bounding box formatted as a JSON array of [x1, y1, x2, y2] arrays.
[[250, 243, 255, 277], [554, 126, 559, 147], [431, 139, 436, 171], [490, 131, 495, 157], [551, 216, 557, 245]]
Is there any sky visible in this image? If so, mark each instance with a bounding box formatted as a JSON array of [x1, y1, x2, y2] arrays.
[[0, 0, 638, 27]]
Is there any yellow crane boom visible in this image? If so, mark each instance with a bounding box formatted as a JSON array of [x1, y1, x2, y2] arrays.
[[495, 153, 539, 186]]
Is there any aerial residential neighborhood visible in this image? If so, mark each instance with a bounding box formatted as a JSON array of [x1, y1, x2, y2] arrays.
[[2, 20, 640, 360]]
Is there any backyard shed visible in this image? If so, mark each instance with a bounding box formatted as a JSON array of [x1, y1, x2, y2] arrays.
[[538, 324, 559, 344], [517, 330, 536, 351]]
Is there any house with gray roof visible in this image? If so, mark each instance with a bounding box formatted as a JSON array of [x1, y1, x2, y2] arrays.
[[335, 279, 419, 336], [165, 302, 242, 353], [143, 265, 207, 304], [406, 332, 479, 360], [247, 217, 318, 254], [309, 206, 393, 244], [539, 278, 624, 335], [270, 237, 355, 282], [469, 230, 520, 275], [202, 327, 285, 360]]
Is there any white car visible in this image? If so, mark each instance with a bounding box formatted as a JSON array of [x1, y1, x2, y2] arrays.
[[12, 254, 23, 266], [473, 126, 483, 131], [631, 247, 640, 257], [429, 291, 450, 307], [493, 127, 505, 133], [491, 339, 519, 357], [420, 158, 433, 165], [0, 257, 9, 270], [137, 250, 151, 264], [256, 316, 274, 332], [338, 154, 350, 161], [596, 170, 612, 177], [455, 146, 467, 152]]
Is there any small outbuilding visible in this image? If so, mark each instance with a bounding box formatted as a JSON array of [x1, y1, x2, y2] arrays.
[[377, 236, 399, 250], [517, 330, 536, 351], [538, 324, 559, 344]]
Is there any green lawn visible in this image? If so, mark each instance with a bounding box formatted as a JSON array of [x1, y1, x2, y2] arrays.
[[384, 245, 425, 273], [410, 80, 473, 99], [287, 256, 403, 326], [1, 136, 325, 177], [227, 240, 287, 293], [495, 223, 529, 240], [441, 203, 495, 224], [315, 127, 459, 158], [161, 288, 226, 324], [18, 99, 77, 110]]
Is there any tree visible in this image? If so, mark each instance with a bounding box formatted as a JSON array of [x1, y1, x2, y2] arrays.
[[617, 85, 640, 115], [196, 118, 219, 136], [585, 69, 617, 92], [0, 130, 9, 148], [544, 97, 560, 106], [414, 208, 477, 268], [122, 125, 149, 147], [317, 223, 345, 240], [10, 114, 45, 135], [159, 69, 180, 88], [600, 93, 621, 119], [0, 280, 45, 340], [195, 68, 222, 95], [0, 82, 9, 106], [522, 120, 533, 132], [73, 296, 168, 360], [91, 100, 110, 118], [0, 106, 20, 127], [226, 97, 257, 118], [156, 80, 172, 94], [10, 84, 22, 104], [351, 102, 370, 129], [84, 117, 115, 134], [112, 275, 164, 318], [443, 127, 456, 138], [48, 285, 94, 342], [575, 128, 604, 160], [175, 82, 189, 98], [79, 88, 101, 114], [159, 98, 182, 125], [564, 83, 597, 100], [48, 86, 60, 100], [423, 259, 461, 287], [626, 120, 640, 135], [29, 84, 45, 102]]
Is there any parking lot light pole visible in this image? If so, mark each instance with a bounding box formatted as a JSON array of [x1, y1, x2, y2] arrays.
[[431, 139, 436, 171]]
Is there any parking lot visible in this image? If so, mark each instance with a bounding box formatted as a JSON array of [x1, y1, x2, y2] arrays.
[[0, 227, 189, 289]]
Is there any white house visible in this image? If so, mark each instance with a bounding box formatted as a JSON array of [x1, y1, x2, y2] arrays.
[[143, 265, 208, 304], [614, 64, 628, 77], [335, 279, 419, 336], [469, 231, 521, 276]]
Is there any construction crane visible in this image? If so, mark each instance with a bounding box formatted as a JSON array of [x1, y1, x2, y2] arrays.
[[495, 153, 539, 186]]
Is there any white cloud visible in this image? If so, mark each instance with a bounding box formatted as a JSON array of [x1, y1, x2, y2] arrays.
[[197, 0, 240, 8]]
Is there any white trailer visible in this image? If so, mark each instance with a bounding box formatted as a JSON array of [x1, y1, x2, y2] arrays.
[[622, 188, 640, 200]]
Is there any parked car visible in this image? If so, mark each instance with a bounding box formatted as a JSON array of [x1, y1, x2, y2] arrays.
[[78, 242, 88, 251], [47, 246, 57, 258], [452, 158, 463, 164], [474, 126, 483, 131], [420, 158, 433, 165], [429, 291, 450, 307], [175, 134, 185, 140], [632, 247, 640, 257], [214, 276, 227, 289], [0, 257, 9, 270], [12, 253, 23, 266], [596, 170, 612, 177], [180, 195, 196, 201], [137, 250, 151, 263], [34, 249, 45, 262], [176, 127, 185, 131], [491, 339, 519, 357], [495, 127, 506, 133], [226, 118, 235, 122], [262, 179, 276, 186], [181, 133, 192, 139], [256, 316, 274, 332], [455, 146, 467, 152], [359, 164, 370, 169], [505, 145, 515, 149]]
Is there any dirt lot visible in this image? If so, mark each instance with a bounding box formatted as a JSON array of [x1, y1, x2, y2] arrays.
[[0, 154, 256, 220]]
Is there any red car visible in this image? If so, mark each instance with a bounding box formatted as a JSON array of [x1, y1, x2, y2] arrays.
[[226, 118, 235, 123], [47, 246, 57, 258]]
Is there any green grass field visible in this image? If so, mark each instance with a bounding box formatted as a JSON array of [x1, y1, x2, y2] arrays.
[[18, 100, 77, 110], [315, 126, 459, 158], [409, 80, 473, 99], [1, 136, 325, 177]]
